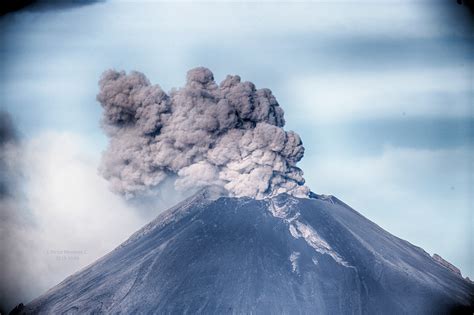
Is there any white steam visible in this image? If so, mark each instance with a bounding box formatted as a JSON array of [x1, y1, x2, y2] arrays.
[[98, 67, 309, 199]]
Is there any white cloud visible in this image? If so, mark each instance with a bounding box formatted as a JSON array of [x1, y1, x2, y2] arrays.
[[103, 1, 445, 40], [1, 132, 151, 307], [288, 67, 472, 122]]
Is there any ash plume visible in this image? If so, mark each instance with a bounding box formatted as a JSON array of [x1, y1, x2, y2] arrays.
[[97, 67, 309, 199]]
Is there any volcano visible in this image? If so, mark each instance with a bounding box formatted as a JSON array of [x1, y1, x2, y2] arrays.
[[21, 190, 473, 314]]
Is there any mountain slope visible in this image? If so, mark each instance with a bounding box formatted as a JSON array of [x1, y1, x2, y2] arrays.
[[22, 191, 473, 314]]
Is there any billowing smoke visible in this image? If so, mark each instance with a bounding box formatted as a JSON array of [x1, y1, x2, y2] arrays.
[[98, 67, 309, 199]]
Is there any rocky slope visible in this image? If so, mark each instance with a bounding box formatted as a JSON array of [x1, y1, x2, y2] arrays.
[[21, 190, 473, 314]]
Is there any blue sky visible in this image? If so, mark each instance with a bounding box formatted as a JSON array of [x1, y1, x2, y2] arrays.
[[1, 0, 472, 288]]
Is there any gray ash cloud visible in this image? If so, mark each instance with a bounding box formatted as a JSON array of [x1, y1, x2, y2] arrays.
[[97, 67, 309, 199]]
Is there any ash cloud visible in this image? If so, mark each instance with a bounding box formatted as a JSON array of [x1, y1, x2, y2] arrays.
[[98, 67, 309, 199]]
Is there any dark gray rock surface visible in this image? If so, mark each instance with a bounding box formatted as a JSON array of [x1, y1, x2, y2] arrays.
[[23, 191, 473, 314]]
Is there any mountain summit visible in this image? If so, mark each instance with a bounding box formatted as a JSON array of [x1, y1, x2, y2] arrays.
[[22, 190, 473, 314]]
